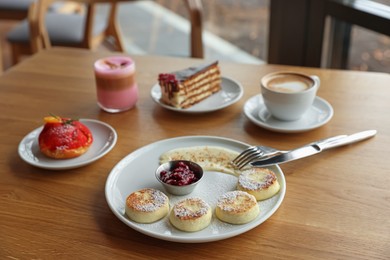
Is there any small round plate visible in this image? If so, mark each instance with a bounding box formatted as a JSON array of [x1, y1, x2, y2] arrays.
[[150, 76, 243, 113], [18, 119, 117, 170], [244, 95, 334, 133], [105, 136, 286, 243]]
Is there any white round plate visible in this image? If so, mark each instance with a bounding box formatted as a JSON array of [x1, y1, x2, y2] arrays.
[[150, 76, 243, 113], [18, 119, 117, 170], [105, 136, 286, 243], [244, 95, 334, 133]]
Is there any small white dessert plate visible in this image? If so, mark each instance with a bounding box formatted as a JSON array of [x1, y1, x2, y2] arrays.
[[105, 136, 286, 243], [244, 95, 334, 133], [150, 76, 243, 113], [18, 119, 117, 170]]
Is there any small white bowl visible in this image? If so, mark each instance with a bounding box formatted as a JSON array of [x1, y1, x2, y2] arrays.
[[155, 160, 203, 196]]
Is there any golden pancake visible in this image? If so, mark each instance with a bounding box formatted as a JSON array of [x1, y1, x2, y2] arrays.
[[169, 197, 212, 232], [237, 168, 280, 201], [215, 190, 259, 224], [125, 188, 169, 223]]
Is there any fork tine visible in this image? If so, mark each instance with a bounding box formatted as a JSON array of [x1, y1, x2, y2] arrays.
[[236, 151, 263, 169], [232, 146, 264, 169], [235, 150, 261, 165], [232, 146, 258, 164]]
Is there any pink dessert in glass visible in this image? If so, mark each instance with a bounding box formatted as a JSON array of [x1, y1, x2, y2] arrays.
[[94, 56, 138, 113]]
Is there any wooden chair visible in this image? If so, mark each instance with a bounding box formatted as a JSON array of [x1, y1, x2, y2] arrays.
[[6, 0, 125, 65], [0, 41, 2, 74], [0, 0, 34, 20], [0, 0, 33, 73], [6, 0, 204, 65], [0, 1, 85, 72], [185, 0, 203, 58]]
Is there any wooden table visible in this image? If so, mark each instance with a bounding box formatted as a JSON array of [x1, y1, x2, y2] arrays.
[[0, 47, 389, 259]]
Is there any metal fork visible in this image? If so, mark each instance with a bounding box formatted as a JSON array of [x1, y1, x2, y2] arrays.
[[232, 145, 286, 169], [232, 135, 347, 169]]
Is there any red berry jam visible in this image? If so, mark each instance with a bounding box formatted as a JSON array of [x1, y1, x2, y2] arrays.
[[160, 161, 199, 186]]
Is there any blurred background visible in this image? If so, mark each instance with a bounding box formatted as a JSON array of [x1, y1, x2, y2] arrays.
[[1, 0, 389, 73], [155, 0, 390, 73]]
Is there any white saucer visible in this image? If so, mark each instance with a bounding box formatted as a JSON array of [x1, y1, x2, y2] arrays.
[[150, 76, 243, 113], [18, 119, 117, 170], [244, 95, 334, 133]]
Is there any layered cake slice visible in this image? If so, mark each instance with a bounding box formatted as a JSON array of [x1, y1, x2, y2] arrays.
[[158, 61, 221, 108]]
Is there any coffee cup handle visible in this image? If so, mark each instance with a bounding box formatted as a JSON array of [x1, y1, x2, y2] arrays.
[[310, 75, 320, 90]]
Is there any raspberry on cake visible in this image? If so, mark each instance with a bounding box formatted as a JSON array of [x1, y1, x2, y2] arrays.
[[158, 61, 222, 108], [38, 116, 93, 159]]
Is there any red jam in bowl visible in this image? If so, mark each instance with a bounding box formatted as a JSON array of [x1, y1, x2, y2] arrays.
[[160, 161, 200, 186]]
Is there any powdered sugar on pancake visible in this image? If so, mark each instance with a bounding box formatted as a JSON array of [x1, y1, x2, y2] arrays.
[[238, 168, 276, 191], [132, 170, 280, 236], [129, 188, 168, 212], [172, 198, 210, 219]]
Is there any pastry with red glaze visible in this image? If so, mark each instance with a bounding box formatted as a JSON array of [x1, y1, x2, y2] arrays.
[[38, 116, 93, 159]]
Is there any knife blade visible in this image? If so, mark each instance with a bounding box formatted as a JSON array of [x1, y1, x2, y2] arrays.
[[250, 130, 377, 167]]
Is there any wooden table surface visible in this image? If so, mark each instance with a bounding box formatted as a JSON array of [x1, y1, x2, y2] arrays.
[[0, 47, 389, 259]]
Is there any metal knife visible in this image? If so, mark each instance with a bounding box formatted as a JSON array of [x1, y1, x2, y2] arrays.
[[250, 130, 377, 167]]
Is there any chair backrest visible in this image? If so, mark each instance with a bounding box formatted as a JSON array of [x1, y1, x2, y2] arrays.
[[185, 0, 203, 58], [28, 0, 51, 52], [28, 0, 86, 52], [28, 0, 122, 53], [0, 0, 35, 20]]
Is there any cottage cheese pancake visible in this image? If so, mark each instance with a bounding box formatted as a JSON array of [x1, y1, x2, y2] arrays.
[[237, 168, 280, 201], [160, 146, 240, 176], [216, 190, 259, 224], [169, 197, 212, 232], [125, 188, 169, 223]]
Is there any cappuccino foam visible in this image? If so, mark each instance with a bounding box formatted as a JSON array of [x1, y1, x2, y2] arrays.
[[266, 74, 313, 93]]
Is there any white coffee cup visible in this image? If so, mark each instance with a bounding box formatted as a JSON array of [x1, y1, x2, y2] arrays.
[[260, 71, 320, 121]]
